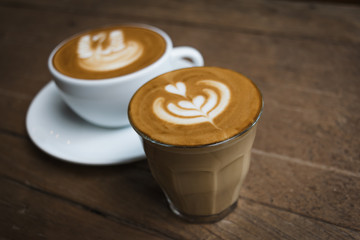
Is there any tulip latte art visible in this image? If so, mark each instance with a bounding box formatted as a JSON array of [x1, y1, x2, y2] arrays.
[[53, 26, 166, 79], [129, 67, 262, 146], [154, 80, 230, 127]]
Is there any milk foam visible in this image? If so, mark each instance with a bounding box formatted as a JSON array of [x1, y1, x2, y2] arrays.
[[153, 80, 231, 126], [129, 67, 262, 146], [77, 30, 143, 72]]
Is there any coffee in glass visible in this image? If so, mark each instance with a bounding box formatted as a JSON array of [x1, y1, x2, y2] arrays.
[[129, 67, 263, 222]]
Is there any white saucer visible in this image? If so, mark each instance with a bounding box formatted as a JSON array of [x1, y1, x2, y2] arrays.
[[26, 81, 146, 165], [26, 59, 194, 165]]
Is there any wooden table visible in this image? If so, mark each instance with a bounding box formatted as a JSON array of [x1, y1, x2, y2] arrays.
[[1, 0, 359, 239]]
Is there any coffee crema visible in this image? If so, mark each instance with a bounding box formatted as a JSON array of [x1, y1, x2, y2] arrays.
[[129, 67, 262, 146], [53, 25, 166, 79]]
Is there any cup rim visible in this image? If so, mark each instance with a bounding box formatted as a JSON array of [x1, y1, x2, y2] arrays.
[[48, 23, 173, 86], [128, 68, 264, 149]]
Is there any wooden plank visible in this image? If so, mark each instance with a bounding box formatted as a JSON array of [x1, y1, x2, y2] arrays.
[[0, 133, 359, 238], [0, 1, 359, 238], [1, 0, 360, 43], [1, 5, 359, 97], [0, 1, 360, 96], [1, 175, 359, 240], [0, 91, 30, 138], [1, 87, 359, 229], [0, 6, 359, 173], [0, 176, 168, 240], [245, 151, 360, 230], [224, 197, 359, 240], [1, 5, 359, 96]]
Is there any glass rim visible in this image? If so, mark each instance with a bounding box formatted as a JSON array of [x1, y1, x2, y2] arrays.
[[129, 83, 264, 149]]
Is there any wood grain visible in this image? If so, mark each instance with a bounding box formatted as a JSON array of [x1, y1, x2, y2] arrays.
[[0, 133, 359, 239], [1, 0, 360, 43], [0, 176, 167, 240], [1, 6, 359, 171], [0, 0, 359, 239]]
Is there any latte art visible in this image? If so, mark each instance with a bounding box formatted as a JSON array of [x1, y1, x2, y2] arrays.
[[153, 80, 230, 127], [52, 25, 166, 79], [129, 67, 262, 146], [77, 30, 143, 72]]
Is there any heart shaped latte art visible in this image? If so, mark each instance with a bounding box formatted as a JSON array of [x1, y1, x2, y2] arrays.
[[153, 80, 231, 127]]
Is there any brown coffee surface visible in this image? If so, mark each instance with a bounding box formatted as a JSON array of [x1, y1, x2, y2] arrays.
[[53, 25, 166, 79], [129, 67, 262, 146]]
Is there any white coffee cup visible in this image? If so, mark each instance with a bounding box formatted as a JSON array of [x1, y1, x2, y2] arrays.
[[48, 24, 204, 128]]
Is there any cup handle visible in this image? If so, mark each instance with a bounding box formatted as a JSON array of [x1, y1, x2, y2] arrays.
[[170, 46, 204, 67]]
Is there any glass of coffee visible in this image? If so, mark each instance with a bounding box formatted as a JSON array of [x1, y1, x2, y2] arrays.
[[49, 24, 204, 127], [128, 67, 263, 223]]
